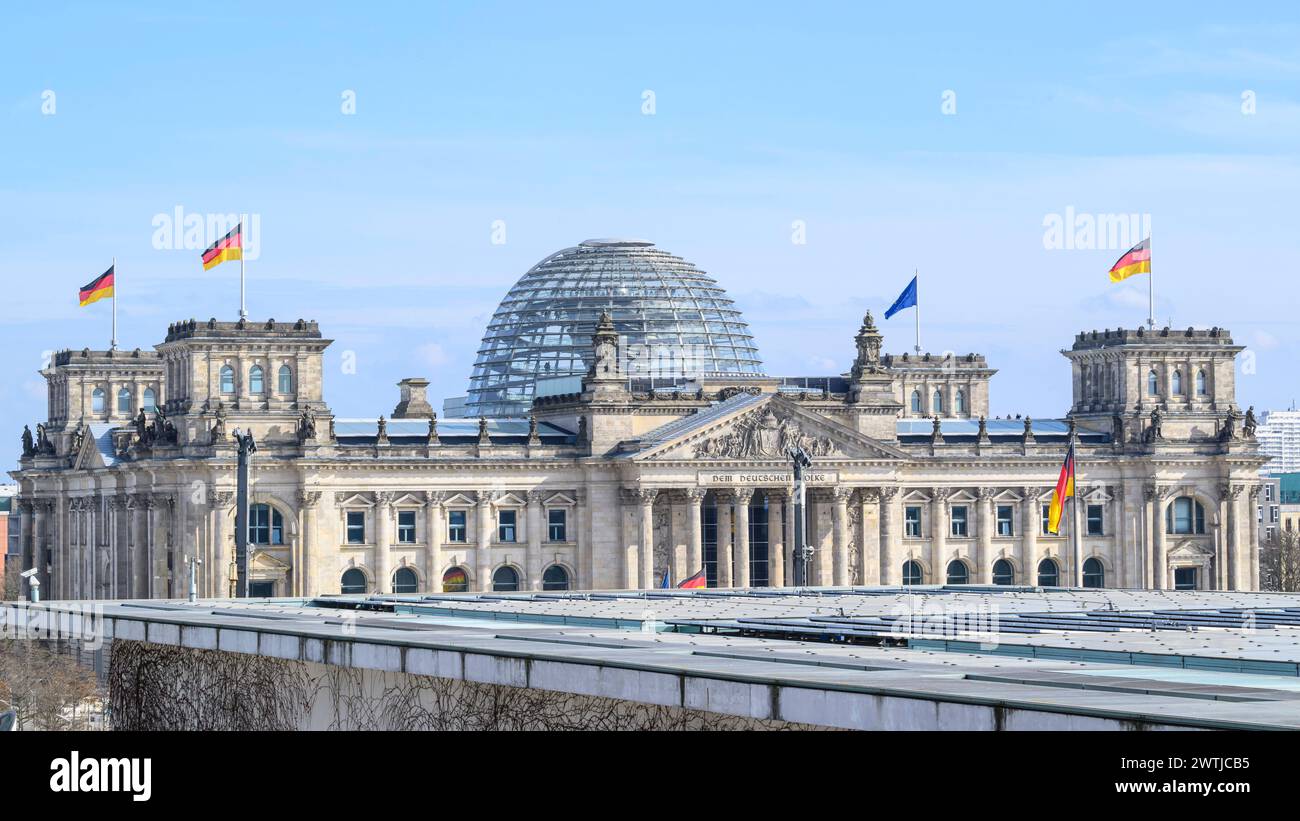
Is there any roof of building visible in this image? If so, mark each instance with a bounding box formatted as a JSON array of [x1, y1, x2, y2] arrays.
[[333, 417, 575, 445], [20, 586, 1300, 730]]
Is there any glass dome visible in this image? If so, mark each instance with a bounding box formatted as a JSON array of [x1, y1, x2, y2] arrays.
[[466, 239, 765, 417]]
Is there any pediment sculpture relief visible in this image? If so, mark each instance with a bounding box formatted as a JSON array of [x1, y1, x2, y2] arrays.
[[692, 407, 839, 459]]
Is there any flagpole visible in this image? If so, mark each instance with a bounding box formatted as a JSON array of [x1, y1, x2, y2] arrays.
[[111, 256, 117, 351], [239, 223, 247, 320], [1147, 234, 1154, 330], [913, 269, 921, 354]]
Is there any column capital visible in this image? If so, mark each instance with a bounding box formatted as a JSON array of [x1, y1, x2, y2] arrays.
[[977, 487, 997, 501], [860, 488, 881, 503], [526, 489, 546, 506], [832, 486, 854, 503], [207, 490, 235, 508], [733, 487, 755, 504], [423, 490, 446, 507], [636, 488, 660, 506], [879, 486, 899, 502], [1021, 486, 1045, 500], [297, 490, 322, 508], [686, 487, 708, 503], [474, 489, 502, 506], [374, 491, 395, 507]]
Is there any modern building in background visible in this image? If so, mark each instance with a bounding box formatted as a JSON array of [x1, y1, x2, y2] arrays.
[[1257, 408, 1300, 474], [0, 484, 15, 595], [10, 239, 1268, 601]]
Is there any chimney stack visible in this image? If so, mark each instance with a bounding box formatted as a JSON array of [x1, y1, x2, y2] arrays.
[[393, 378, 434, 419]]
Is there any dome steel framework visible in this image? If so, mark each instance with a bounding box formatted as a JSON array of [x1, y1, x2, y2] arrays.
[[465, 239, 765, 417]]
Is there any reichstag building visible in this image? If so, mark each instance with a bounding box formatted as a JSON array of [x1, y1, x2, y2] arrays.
[[12, 239, 1267, 599]]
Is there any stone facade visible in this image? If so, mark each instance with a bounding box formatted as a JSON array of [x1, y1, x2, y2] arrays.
[[12, 312, 1266, 598]]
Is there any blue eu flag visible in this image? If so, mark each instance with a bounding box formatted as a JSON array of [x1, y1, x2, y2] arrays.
[[884, 275, 918, 320]]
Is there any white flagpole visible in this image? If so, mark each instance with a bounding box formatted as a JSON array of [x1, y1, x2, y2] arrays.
[[239, 222, 247, 320], [111, 256, 117, 351], [913, 269, 921, 354], [1146, 234, 1154, 330]]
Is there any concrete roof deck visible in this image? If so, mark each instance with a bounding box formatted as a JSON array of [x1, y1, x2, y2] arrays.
[[9, 586, 1300, 730]]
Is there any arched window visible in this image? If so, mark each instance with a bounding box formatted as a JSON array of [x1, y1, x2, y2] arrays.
[[92, 387, 105, 413], [248, 503, 284, 545], [1196, 369, 1207, 395], [946, 560, 969, 585], [1082, 558, 1104, 588], [1147, 369, 1158, 395], [1172, 370, 1183, 395], [1166, 496, 1206, 535], [542, 564, 571, 591], [911, 390, 921, 413], [117, 388, 131, 413], [393, 567, 419, 594], [442, 567, 469, 593], [249, 365, 265, 395], [143, 388, 157, 412], [954, 390, 965, 415], [277, 364, 293, 393], [492, 566, 520, 592], [1037, 558, 1060, 587], [932, 390, 943, 415], [340, 568, 367, 594], [220, 365, 235, 394], [992, 559, 1014, 585], [902, 560, 924, 586]]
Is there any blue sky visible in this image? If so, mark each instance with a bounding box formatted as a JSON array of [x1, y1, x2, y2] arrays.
[[3, 1, 1299, 446]]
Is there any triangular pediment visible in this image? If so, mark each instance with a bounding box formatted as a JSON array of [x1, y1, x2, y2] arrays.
[[631, 394, 908, 462], [1169, 538, 1213, 558]]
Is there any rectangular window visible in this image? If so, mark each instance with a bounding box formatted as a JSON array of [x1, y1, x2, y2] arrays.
[[996, 505, 1014, 537], [548, 509, 567, 542], [346, 511, 365, 544], [1042, 504, 1052, 536], [950, 505, 969, 538], [1272, 506, 1280, 523], [1086, 504, 1104, 536], [498, 510, 517, 543], [1266, 526, 1275, 541], [397, 510, 416, 543], [447, 510, 467, 542], [904, 506, 921, 538], [1266, 485, 1274, 502]]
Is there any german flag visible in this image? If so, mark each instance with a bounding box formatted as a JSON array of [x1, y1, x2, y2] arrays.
[[1047, 442, 1075, 535], [1108, 237, 1150, 283], [677, 568, 707, 589], [201, 224, 242, 271], [79, 265, 115, 307]]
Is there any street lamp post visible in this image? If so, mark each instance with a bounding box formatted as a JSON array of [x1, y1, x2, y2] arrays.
[[789, 446, 813, 587]]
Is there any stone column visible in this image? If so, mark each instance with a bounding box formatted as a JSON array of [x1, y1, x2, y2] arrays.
[[880, 488, 899, 584], [637, 489, 658, 589], [526, 490, 545, 591], [686, 488, 706, 580], [1248, 484, 1261, 591], [783, 486, 796, 585], [1021, 488, 1041, 585], [1225, 485, 1243, 591], [733, 488, 753, 588], [475, 491, 496, 592], [424, 491, 444, 593], [715, 492, 733, 588], [374, 491, 393, 594], [208, 492, 232, 598], [859, 489, 880, 586], [1151, 485, 1169, 590], [832, 487, 851, 586], [931, 488, 950, 583], [298, 491, 321, 596], [767, 490, 785, 587], [976, 487, 995, 584]]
